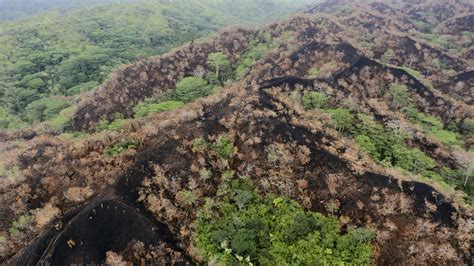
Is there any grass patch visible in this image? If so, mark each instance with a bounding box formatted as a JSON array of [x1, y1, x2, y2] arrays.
[[420, 33, 449, 48], [134, 100, 184, 118], [97, 113, 131, 132], [49, 105, 76, 130]]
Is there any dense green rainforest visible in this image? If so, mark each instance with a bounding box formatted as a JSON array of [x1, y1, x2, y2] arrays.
[[0, 0, 317, 129]]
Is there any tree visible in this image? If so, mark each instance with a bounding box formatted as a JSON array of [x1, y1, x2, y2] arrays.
[[173, 77, 213, 103], [355, 135, 379, 160], [24, 98, 70, 123], [206, 52, 231, 84], [301, 91, 330, 109], [386, 120, 414, 140], [388, 84, 413, 109], [392, 145, 436, 175], [0, 107, 28, 130], [66, 81, 100, 96], [6, 86, 38, 113], [407, 54, 418, 68], [26, 78, 45, 91], [432, 58, 443, 70], [453, 150, 474, 187], [236, 42, 269, 78], [381, 48, 395, 65], [461, 118, 474, 136], [193, 65, 206, 79], [325, 108, 354, 133], [56, 51, 111, 94]]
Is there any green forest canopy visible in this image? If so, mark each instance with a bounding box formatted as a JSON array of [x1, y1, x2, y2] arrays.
[[195, 174, 373, 264], [0, 0, 132, 21], [0, 0, 319, 130]]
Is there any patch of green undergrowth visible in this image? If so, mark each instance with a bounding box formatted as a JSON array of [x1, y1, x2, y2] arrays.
[[134, 100, 184, 118], [9, 215, 32, 236], [192, 134, 235, 160], [300, 89, 471, 200], [388, 84, 465, 147], [104, 139, 140, 156], [97, 113, 131, 132]]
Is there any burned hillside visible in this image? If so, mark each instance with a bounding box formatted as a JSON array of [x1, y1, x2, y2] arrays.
[[1, 0, 473, 265]]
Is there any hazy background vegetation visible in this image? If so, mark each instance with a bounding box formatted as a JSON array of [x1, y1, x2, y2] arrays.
[[0, 0, 319, 130], [0, 0, 138, 20]]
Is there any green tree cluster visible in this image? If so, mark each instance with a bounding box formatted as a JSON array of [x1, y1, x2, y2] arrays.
[[461, 118, 474, 136], [171, 52, 233, 104], [207, 52, 232, 84], [388, 84, 464, 147], [351, 114, 437, 175], [24, 97, 70, 123], [236, 39, 272, 78], [325, 108, 354, 133], [301, 91, 330, 109], [195, 175, 372, 265], [173, 77, 215, 103], [0, 108, 28, 129]]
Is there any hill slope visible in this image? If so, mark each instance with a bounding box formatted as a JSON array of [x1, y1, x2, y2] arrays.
[[0, 0, 473, 265]]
